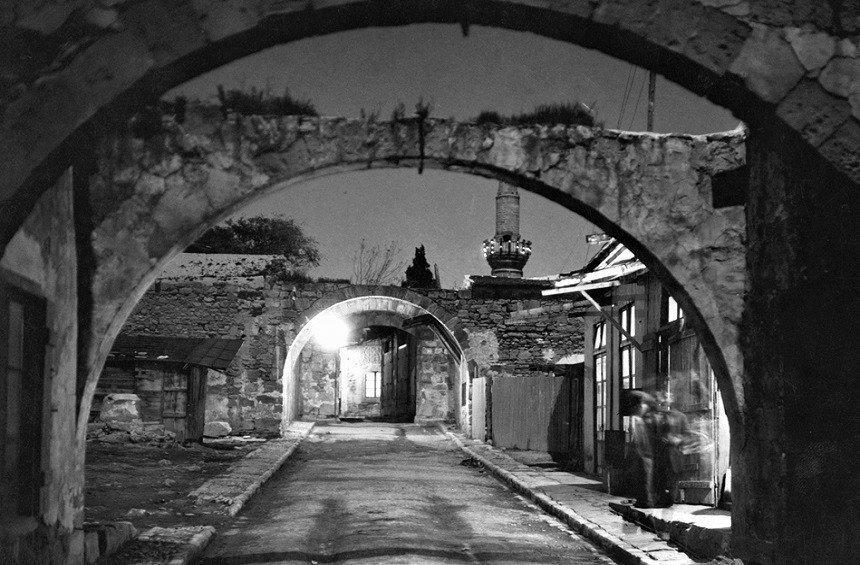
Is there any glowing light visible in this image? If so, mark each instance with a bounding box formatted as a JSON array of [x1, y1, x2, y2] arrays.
[[311, 314, 350, 350]]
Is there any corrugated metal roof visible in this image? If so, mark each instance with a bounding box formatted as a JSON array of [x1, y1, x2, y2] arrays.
[[108, 334, 243, 370]]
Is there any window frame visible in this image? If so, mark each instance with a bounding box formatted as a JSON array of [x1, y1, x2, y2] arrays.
[[665, 293, 684, 324], [618, 303, 638, 439], [593, 319, 608, 440], [364, 370, 381, 399], [1, 279, 47, 520]]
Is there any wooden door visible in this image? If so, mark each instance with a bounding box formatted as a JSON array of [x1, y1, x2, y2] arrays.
[[394, 338, 413, 421], [566, 366, 584, 470], [380, 345, 395, 419], [662, 329, 718, 504], [185, 366, 207, 442], [162, 368, 189, 442]]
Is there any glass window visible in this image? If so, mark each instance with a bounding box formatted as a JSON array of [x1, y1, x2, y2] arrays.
[[593, 321, 607, 350], [364, 371, 381, 398], [595, 353, 607, 439], [667, 295, 684, 323], [620, 304, 635, 337]]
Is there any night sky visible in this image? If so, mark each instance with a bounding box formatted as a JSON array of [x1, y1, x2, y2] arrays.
[[170, 24, 739, 286]]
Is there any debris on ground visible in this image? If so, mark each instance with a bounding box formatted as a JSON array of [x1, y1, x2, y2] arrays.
[[460, 457, 486, 471]]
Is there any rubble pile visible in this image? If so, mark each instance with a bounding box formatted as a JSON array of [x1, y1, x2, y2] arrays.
[[88, 393, 177, 443]]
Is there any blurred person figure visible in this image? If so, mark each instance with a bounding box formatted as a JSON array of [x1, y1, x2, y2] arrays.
[[630, 390, 691, 508]]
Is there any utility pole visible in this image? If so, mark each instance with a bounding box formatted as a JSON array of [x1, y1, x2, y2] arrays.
[[647, 71, 657, 131]]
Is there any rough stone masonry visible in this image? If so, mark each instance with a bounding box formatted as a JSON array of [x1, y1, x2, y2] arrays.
[[123, 274, 586, 433]]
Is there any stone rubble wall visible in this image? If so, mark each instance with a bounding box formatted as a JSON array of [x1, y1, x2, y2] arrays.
[[123, 278, 585, 433]]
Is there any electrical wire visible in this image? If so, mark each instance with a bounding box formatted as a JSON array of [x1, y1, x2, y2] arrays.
[[615, 65, 636, 129], [628, 71, 647, 130]]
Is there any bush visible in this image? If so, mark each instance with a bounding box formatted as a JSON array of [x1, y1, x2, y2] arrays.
[[261, 258, 314, 284], [216, 85, 318, 117], [473, 102, 598, 128]]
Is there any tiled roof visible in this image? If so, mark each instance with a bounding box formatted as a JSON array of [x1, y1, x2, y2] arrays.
[[108, 334, 243, 370]]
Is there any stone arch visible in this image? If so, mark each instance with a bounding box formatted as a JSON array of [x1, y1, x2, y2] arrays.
[[77, 111, 747, 462], [0, 4, 852, 561], [287, 287, 467, 360], [1, 0, 856, 250], [282, 291, 465, 427], [46, 114, 747, 557]]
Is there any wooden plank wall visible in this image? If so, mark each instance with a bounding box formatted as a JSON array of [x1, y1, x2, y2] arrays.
[[491, 375, 572, 454]]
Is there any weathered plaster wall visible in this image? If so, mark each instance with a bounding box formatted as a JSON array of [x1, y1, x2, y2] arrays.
[[0, 170, 81, 562], [122, 274, 586, 432]]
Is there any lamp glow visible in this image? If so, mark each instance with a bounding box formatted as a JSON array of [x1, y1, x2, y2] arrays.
[[311, 314, 350, 350]]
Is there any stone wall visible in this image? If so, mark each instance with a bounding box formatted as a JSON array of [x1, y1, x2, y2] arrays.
[[0, 170, 81, 562], [122, 275, 585, 433], [298, 344, 338, 419], [415, 328, 457, 423]]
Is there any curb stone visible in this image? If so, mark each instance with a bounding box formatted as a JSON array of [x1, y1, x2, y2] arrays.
[[135, 525, 215, 565], [191, 421, 314, 517], [125, 422, 314, 564], [441, 426, 697, 565]]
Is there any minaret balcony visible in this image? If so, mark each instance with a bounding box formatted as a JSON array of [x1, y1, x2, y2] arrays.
[[482, 235, 532, 277]]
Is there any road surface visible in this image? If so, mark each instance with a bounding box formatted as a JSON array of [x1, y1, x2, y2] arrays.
[[202, 422, 615, 564]]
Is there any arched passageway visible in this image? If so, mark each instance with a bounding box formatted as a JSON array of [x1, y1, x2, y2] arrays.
[[0, 3, 856, 562], [283, 293, 466, 429]]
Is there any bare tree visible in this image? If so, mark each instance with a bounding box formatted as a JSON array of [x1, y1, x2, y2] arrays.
[[351, 240, 405, 285]]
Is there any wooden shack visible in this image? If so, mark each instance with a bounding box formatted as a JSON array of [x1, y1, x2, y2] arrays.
[[94, 334, 242, 441]]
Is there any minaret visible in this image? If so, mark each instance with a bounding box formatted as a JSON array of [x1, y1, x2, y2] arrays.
[[482, 182, 532, 278]]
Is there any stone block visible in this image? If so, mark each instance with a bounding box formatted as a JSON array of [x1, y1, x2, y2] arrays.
[[729, 26, 805, 103], [784, 27, 836, 71], [776, 80, 852, 147], [817, 56, 858, 98], [818, 119, 860, 183], [100, 393, 142, 425], [204, 420, 232, 437]]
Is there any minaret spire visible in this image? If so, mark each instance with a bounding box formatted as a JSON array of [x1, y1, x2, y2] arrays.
[[482, 182, 532, 278]]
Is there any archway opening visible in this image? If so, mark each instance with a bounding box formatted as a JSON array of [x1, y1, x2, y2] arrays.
[[6, 7, 821, 559], [283, 295, 464, 429]]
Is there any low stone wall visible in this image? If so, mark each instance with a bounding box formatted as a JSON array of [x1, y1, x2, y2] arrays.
[[123, 276, 584, 433]]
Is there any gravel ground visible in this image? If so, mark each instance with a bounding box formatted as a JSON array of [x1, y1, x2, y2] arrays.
[[85, 440, 259, 531]]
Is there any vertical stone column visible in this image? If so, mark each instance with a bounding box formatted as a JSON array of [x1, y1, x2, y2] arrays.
[[495, 182, 520, 237], [737, 122, 855, 563], [0, 168, 80, 562]]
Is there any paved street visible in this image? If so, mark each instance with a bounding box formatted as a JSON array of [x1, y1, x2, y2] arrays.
[[202, 422, 615, 564]]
